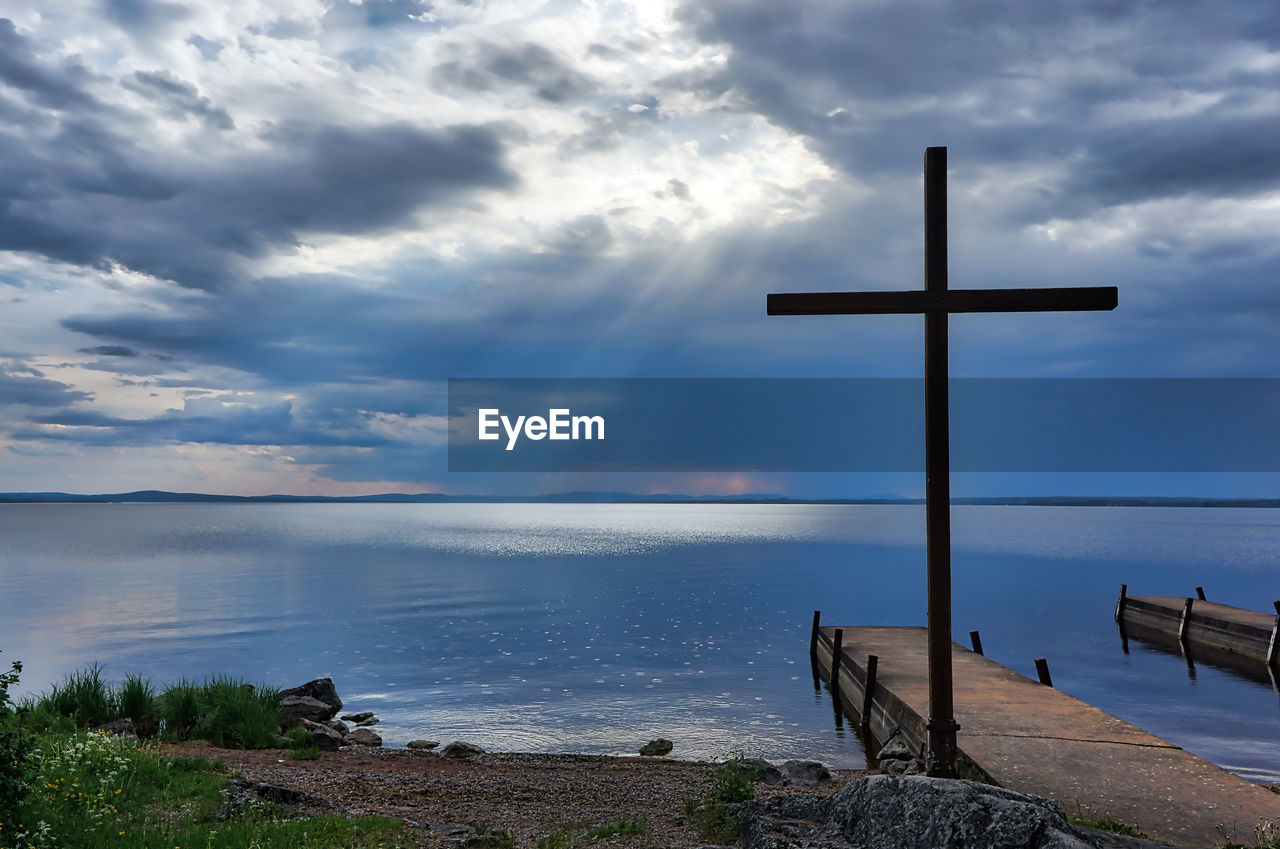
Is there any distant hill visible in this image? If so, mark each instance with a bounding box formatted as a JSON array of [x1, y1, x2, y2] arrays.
[[0, 490, 1277, 507]]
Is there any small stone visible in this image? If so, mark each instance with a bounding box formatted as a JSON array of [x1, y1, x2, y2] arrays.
[[346, 728, 382, 747], [355, 716, 380, 727], [407, 739, 439, 750], [91, 718, 138, 742], [324, 719, 350, 736], [340, 712, 374, 723], [438, 740, 485, 758], [640, 738, 673, 757]]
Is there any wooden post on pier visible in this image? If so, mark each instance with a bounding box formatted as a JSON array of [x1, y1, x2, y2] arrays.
[[1035, 657, 1053, 687], [831, 628, 844, 687], [810, 610, 822, 661], [1178, 597, 1195, 643], [1268, 602, 1280, 666], [1195, 586, 1206, 601], [769, 147, 1118, 776], [861, 654, 879, 729], [969, 630, 984, 655], [1115, 584, 1128, 622]]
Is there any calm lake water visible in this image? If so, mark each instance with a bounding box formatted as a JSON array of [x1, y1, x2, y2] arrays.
[[1, 503, 1277, 780]]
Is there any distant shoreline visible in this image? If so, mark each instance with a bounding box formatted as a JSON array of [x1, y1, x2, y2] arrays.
[[2, 490, 1279, 508]]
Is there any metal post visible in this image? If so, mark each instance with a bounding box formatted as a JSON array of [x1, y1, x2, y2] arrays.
[[969, 630, 983, 655], [924, 145, 958, 778], [1195, 586, 1206, 601], [861, 654, 879, 729], [1035, 658, 1053, 687]]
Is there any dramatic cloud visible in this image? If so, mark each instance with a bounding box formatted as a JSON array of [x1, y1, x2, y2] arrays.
[[1, 1, 1278, 495]]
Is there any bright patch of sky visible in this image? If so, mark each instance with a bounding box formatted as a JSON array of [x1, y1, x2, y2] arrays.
[[1, 0, 1279, 496]]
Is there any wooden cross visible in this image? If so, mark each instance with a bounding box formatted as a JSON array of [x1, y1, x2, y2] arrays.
[[768, 147, 1117, 778]]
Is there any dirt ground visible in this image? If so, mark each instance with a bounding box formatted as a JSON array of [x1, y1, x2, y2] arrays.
[[170, 743, 866, 848]]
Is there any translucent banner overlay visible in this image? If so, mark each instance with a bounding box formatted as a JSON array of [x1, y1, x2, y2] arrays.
[[447, 378, 1280, 472]]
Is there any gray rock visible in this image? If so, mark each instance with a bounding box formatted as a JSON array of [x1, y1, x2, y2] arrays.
[[880, 756, 925, 776], [340, 712, 374, 723], [281, 695, 337, 724], [407, 739, 439, 750], [279, 677, 342, 720], [324, 719, 350, 736], [731, 757, 784, 785], [639, 738, 673, 756], [91, 718, 138, 742], [355, 716, 380, 727], [429, 824, 473, 837], [780, 760, 832, 787], [438, 740, 485, 758], [875, 728, 918, 762], [742, 775, 1099, 849], [299, 718, 343, 751], [216, 778, 344, 821], [346, 727, 382, 747]]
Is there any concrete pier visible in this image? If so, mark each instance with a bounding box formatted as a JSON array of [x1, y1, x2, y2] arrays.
[[1117, 590, 1280, 665], [814, 624, 1280, 847]]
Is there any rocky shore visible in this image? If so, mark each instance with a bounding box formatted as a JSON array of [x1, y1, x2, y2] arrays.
[[143, 678, 1195, 849]]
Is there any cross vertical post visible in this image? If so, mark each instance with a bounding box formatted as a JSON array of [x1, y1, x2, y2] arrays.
[[766, 146, 1117, 778], [923, 146, 958, 776]]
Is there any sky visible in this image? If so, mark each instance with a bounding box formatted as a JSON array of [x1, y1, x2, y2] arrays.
[[1, 0, 1279, 498]]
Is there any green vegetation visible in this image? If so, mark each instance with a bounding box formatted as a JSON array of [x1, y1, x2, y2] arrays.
[[0, 656, 416, 849], [1068, 806, 1149, 839], [534, 818, 648, 848], [18, 668, 283, 749], [1217, 818, 1280, 849], [285, 725, 323, 761], [683, 755, 756, 843], [466, 825, 516, 848]]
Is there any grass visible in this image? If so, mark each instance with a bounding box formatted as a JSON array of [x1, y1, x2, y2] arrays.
[[3, 728, 416, 849], [21, 669, 285, 749], [41, 664, 116, 729], [1217, 818, 1280, 849], [1068, 806, 1149, 839], [286, 725, 323, 760], [194, 676, 282, 749], [534, 818, 648, 848], [466, 825, 516, 848], [683, 755, 756, 843]]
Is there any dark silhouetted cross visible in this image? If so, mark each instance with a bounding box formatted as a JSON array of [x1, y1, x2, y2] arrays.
[[768, 147, 1117, 778]]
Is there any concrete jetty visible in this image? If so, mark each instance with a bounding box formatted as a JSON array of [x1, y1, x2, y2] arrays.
[[1116, 586, 1280, 665], [813, 623, 1280, 847]]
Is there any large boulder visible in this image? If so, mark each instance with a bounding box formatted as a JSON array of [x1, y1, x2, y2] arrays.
[[639, 738, 673, 756], [346, 728, 382, 747], [743, 775, 1099, 849], [779, 760, 832, 787], [279, 678, 342, 721], [298, 718, 343, 751], [281, 695, 336, 724], [438, 740, 485, 758]]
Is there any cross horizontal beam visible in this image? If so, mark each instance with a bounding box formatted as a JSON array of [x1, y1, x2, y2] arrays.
[[767, 286, 1118, 316]]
